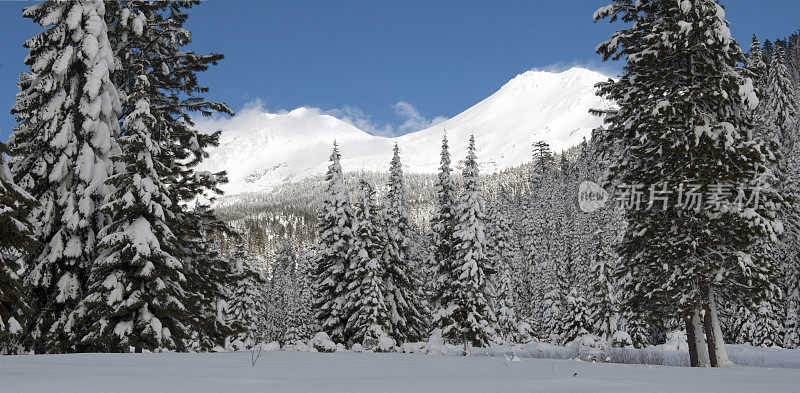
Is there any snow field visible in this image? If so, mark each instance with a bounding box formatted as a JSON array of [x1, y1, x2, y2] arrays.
[[2, 348, 799, 392]]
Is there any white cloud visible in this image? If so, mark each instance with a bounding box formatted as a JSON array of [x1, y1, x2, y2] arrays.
[[324, 106, 394, 137], [197, 98, 446, 137], [328, 101, 445, 137], [392, 101, 447, 135]]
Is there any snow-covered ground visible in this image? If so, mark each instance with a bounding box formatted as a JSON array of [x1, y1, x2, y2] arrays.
[[2, 346, 799, 392]]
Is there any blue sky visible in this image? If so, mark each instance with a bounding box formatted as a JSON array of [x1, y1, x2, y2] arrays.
[[2, 0, 799, 141]]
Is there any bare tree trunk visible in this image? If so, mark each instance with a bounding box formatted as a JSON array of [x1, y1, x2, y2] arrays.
[[702, 305, 718, 367], [691, 309, 711, 367], [685, 312, 699, 367], [702, 285, 732, 367]]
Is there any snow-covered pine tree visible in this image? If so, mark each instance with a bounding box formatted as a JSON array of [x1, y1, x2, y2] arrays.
[[95, 0, 234, 352], [10, 0, 121, 353], [269, 240, 296, 345], [0, 141, 38, 350], [80, 69, 188, 352], [284, 249, 316, 345], [344, 180, 392, 347], [431, 132, 459, 334], [761, 45, 800, 349], [382, 144, 428, 344], [442, 135, 496, 351], [594, 0, 782, 366], [486, 200, 531, 344], [124, 1, 234, 352], [588, 228, 619, 343], [182, 219, 236, 352], [732, 303, 758, 345], [746, 35, 768, 90], [532, 141, 555, 179], [561, 288, 592, 345], [225, 243, 267, 350], [753, 299, 783, 347], [540, 263, 564, 344], [314, 143, 354, 344]]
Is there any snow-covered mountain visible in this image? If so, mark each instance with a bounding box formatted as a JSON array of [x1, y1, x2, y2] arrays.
[[196, 67, 613, 195]]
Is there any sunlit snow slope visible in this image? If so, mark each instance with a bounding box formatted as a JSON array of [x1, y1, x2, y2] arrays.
[[196, 67, 613, 195]]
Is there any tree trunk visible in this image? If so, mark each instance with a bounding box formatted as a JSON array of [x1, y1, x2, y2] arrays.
[[702, 285, 732, 367], [685, 312, 699, 367], [691, 309, 711, 367], [702, 306, 718, 367]]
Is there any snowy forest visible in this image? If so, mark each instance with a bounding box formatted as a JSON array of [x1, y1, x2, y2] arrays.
[[1, 0, 800, 376]]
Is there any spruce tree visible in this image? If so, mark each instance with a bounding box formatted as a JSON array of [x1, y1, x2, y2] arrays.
[[269, 240, 296, 345], [733, 303, 758, 345], [588, 229, 619, 343], [81, 71, 187, 352], [382, 144, 428, 343], [594, 0, 782, 366], [226, 244, 267, 350], [10, 0, 122, 352], [442, 135, 496, 350], [314, 144, 354, 343], [532, 141, 555, 178], [0, 141, 38, 349], [431, 132, 458, 334], [345, 180, 392, 346], [541, 254, 571, 345], [746, 35, 768, 90], [561, 288, 592, 345], [182, 220, 236, 352], [487, 202, 530, 344], [761, 45, 800, 348], [285, 249, 316, 345]]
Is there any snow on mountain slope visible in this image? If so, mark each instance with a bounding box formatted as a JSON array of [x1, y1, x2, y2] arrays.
[[196, 67, 613, 195]]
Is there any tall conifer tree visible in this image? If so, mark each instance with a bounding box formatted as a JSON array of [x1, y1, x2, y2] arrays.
[[10, 0, 121, 352], [442, 136, 496, 351], [594, 0, 782, 366], [314, 144, 354, 343], [382, 144, 428, 343]]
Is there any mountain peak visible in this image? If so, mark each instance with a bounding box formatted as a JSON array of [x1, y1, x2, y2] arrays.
[[197, 68, 614, 195]]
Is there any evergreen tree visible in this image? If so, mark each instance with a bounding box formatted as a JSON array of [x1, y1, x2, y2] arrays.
[[733, 303, 758, 345], [345, 180, 391, 346], [594, 0, 782, 365], [313, 144, 354, 343], [532, 141, 555, 178], [182, 219, 236, 352], [225, 244, 267, 350], [81, 70, 187, 352], [540, 265, 564, 344], [487, 201, 531, 344], [761, 45, 800, 348], [753, 299, 783, 347], [10, 0, 122, 352], [0, 141, 38, 349], [382, 144, 428, 343], [431, 132, 458, 334], [588, 229, 619, 342], [269, 240, 296, 345], [561, 288, 592, 345], [746, 35, 768, 90], [285, 249, 316, 345], [441, 135, 496, 350]]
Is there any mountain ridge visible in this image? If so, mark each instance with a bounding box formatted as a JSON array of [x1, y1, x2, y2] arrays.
[[196, 67, 614, 195]]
